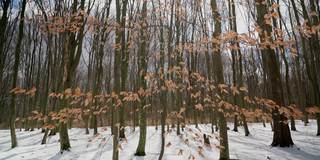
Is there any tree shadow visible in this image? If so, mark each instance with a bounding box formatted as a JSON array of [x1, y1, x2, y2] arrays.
[[271, 146, 320, 160]]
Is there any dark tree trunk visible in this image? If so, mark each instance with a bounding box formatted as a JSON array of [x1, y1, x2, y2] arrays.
[[9, 0, 27, 148], [271, 110, 294, 147], [256, 0, 294, 147], [119, 0, 129, 140], [233, 115, 238, 132]]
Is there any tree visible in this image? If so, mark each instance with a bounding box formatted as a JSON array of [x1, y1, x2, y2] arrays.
[[59, 0, 87, 151], [119, 0, 129, 140], [9, 0, 27, 148], [210, 0, 230, 159], [135, 0, 148, 156], [158, 0, 167, 159], [228, 0, 250, 136], [255, 0, 293, 147]]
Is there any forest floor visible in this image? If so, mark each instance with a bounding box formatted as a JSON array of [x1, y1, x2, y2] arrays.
[[0, 120, 319, 160]]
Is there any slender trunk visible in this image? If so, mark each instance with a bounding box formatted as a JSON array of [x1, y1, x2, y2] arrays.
[[93, 114, 98, 135], [233, 115, 238, 132], [41, 129, 49, 145], [119, 0, 129, 140], [9, 0, 27, 148], [158, 6, 166, 159], [241, 114, 250, 136], [135, 1, 148, 156], [211, 0, 229, 159]]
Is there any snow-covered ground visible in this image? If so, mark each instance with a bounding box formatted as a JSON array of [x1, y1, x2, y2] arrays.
[[0, 120, 319, 160]]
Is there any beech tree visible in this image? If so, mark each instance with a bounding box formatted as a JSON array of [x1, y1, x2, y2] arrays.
[[210, 0, 230, 159], [8, 0, 27, 148], [135, 0, 148, 156], [255, 0, 294, 147]]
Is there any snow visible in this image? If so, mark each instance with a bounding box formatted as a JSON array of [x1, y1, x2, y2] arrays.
[[0, 120, 319, 160]]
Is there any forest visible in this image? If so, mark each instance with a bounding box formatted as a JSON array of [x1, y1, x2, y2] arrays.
[[0, 0, 320, 160]]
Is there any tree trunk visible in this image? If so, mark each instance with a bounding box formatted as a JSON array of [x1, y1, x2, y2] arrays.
[[113, 0, 123, 159], [41, 129, 49, 145], [9, 0, 27, 148], [135, 1, 148, 156], [119, 0, 129, 140], [158, 7, 167, 159], [233, 115, 238, 132], [211, 0, 229, 159], [256, 0, 293, 147]]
